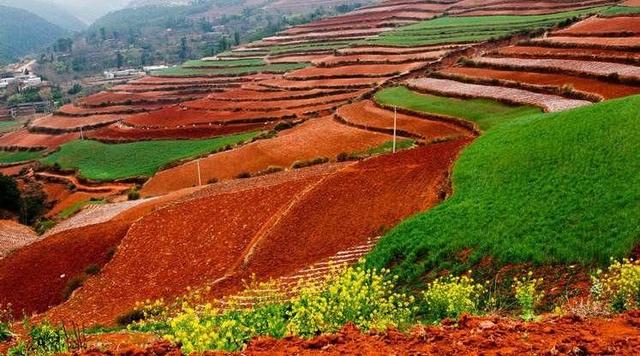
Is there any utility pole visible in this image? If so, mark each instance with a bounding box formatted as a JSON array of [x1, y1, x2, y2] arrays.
[[196, 159, 202, 186], [80, 126, 84, 140], [393, 105, 398, 153]]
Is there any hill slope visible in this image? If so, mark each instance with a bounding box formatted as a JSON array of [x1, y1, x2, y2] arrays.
[[0, 6, 68, 65], [367, 95, 640, 282], [0, 0, 85, 31]]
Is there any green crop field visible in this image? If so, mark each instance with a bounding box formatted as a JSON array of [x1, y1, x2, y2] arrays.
[[267, 40, 353, 55], [40, 132, 259, 181], [0, 121, 20, 133], [600, 5, 640, 17], [152, 63, 308, 77], [182, 58, 266, 68], [375, 86, 541, 131], [367, 7, 609, 46], [366, 95, 640, 283], [0, 150, 44, 164]]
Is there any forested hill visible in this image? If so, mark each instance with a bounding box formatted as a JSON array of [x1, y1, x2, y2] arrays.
[[0, 0, 86, 31], [0, 6, 68, 65]]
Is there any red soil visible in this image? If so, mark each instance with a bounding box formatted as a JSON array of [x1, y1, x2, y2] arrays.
[[0, 129, 78, 150], [623, 0, 640, 5], [242, 312, 640, 355], [0, 163, 30, 176], [30, 114, 122, 131], [494, 45, 640, 62], [284, 63, 424, 80], [336, 100, 471, 139], [44, 172, 334, 325], [46, 191, 111, 218], [442, 66, 640, 99], [236, 140, 471, 283], [141, 116, 392, 196], [123, 106, 294, 128], [338, 44, 463, 55], [556, 16, 640, 35], [533, 36, 640, 47], [88, 122, 275, 142], [259, 77, 384, 90], [183, 90, 366, 111], [56, 104, 154, 117], [313, 50, 448, 66], [0, 220, 131, 318], [266, 54, 332, 64], [207, 88, 347, 101]]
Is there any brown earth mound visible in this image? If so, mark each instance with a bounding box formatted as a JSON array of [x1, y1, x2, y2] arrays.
[[141, 116, 392, 196]]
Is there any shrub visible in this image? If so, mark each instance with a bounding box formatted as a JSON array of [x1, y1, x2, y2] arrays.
[[127, 190, 140, 201], [62, 275, 86, 300], [513, 272, 544, 321], [0, 322, 12, 342], [236, 172, 252, 179], [274, 121, 293, 131], [83, 264, 101, 276], [291, 157, 329, 169], [256, 166, 284, 176], [35, 219, 56, 235], [421, 274, 487, 323], [591, 258, 640, 313], [9, 322, 69, 355], [116, 309, 146, 327], [287, 264, 415, 338], [207, 178, 220, 184]]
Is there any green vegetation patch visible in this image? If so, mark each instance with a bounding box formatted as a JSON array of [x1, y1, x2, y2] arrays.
[[374, 86, 541, 131], [367, 7, 609, 46], [152, 62, 307, 77], [57, 199, 106, 220], [599, 5, 640, 17], [41, 132, 259, 181], [182, 58, 265, 68], [366, 95, 640, 283], [0, 121, 20, 133], [0, 150, 44, 164]]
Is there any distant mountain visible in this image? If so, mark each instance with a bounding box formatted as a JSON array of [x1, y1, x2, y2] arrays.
[[49, 0, 130, 24], [127, 0, 192, 7], [0, 0, 86, 31], [0, 5, 68, 65]]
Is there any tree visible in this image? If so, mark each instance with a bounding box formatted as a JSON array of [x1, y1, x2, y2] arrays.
[[116, 51, 124, 69], [0, 174, 21, 215], [99, 27, 107, 41], [19, 181, 47, 225], [234, 30, 241, 46], [179, 37, 189, 61]]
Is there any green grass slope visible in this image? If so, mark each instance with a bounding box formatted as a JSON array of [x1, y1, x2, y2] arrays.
[[366, 95, 640, 283], [375, 86, 542, 131], [41, 132, 258, 181], [0, 150, 43, 164]]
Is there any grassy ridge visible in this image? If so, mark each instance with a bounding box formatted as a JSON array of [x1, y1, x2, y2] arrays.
[[366, 95, 640, 282], [182, 58, 266, 68], [375, 86, 541, 131], [152, 63, 308, 77], [368, 7, 609, 46], [41, 132, 259, 181], [0, 150, 43, 164], [599, 5, 640, 17]]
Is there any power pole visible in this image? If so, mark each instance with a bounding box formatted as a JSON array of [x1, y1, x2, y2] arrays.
[[196, 159, 202, 186], [393, 105, 397, 154]]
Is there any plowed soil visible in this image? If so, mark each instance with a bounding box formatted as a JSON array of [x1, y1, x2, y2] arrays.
[[0, 220, 37, 258], [407, 77, 591, 112], [242, 312, 640, 355], [442, 66, 640, 99], [259, 77, 384, 90], [533, 36, 640, 47], [88, 122, 274, 142], [313, 50, 448, 66], [494, 45, 640, 62], [30, 114, 122, 131], [43, 173, 333, 325], [208, 88, 345, 101], [336, 100, 471, 139], [267, 54, 331, 63], [123, 106, 294, 128], [0, 129, 79, 150], [284, 63, 423, 79], [141, 116, 392, 196], [556, 16, 640, 35]]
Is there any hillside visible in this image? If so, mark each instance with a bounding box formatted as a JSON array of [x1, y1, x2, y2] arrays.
[[0, 5, 68, 65], [2, 0, 640, 354], [0, 0, 85, 31]]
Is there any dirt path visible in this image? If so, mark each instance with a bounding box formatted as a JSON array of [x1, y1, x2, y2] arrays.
[[36, 172, 131, 193]]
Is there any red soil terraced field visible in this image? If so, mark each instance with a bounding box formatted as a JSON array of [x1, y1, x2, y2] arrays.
[[208, 87, 348, 101], [284, 62, 424, 80], [183, 90, 367, 111], [313, 50, 450, 66], [55, 104, 156, 117], [441, 66, 640, 99], [88, 121, 275, 142], [259, 76, 385, 90], [0, 129, 78, 150], [44, 166, 343, 324], [531, 36, 640, 48], [262, 27, 394, 45], [556, 16, 640, 35], [494, 45, 640, 64], [77, 91, 208, 108], [448, 0, 615, 15], [338, 44, 464, 56], [141, 116, 393, 196], [29, 114, 123, 132], [44, 139, 470, 326], [0, 220, 37, 258], [240, 313, 640, 355], [472, 56, 640, 81], [266, 53, 331, 64], [407, 77, 591, 112], [336, 100, 472, 139]]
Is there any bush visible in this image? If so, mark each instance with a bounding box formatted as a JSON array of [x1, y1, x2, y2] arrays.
[[591, 258, 640, 313], [513, 272, 544, 321], [421, 275, 487, 323], [236, 172, 252, 179], [116, 309, 146, 326], [291, 157, 329, 169], [127, 190, 140, 201], [0, 322, 12, 342], [256, 166, 284, 176], [287, 264, 415, 338], [83, 264, 101, 276], [0, 174, 21, 214], [35, 219, 56, 235], [8, 322, 69, 355], [274, 121, 293, 131], [62, 275, 86, 300]]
